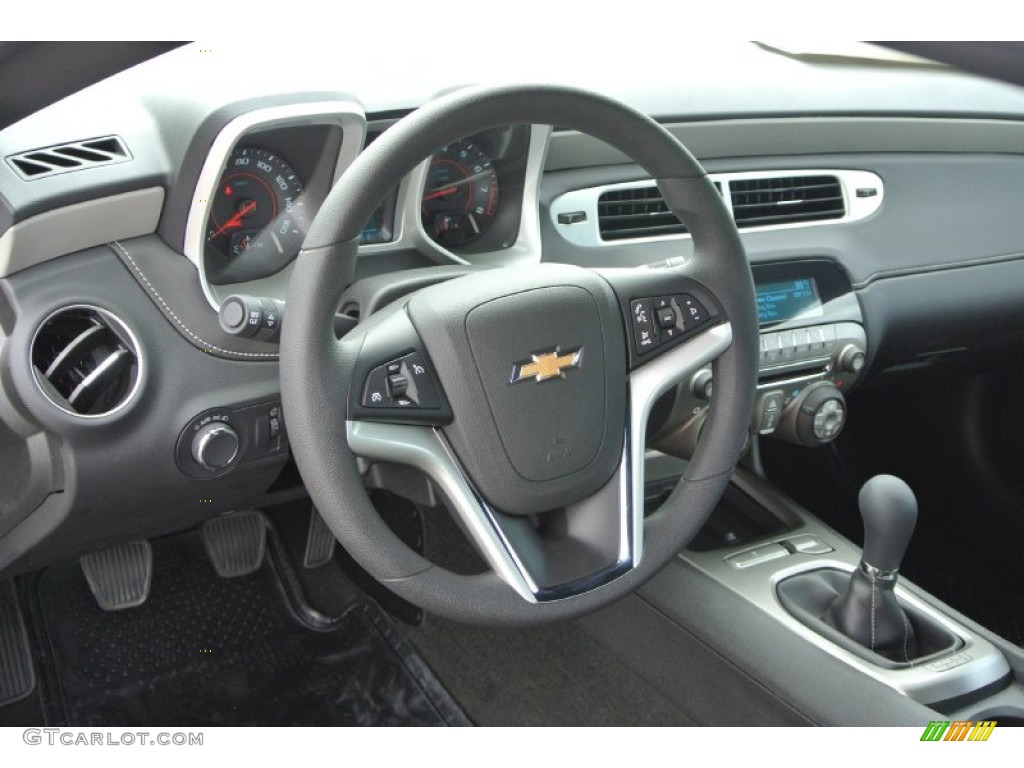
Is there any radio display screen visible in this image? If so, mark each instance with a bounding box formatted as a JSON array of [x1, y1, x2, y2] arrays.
[[756, 277, 823, 325]]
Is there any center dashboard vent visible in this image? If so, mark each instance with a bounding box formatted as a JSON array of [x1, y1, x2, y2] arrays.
[[31, 307, 142, 417], [597, 186, 689, 241], [5, 136, 130, 180], [592, 174, 847, 242], [729, 175, 844, 228]]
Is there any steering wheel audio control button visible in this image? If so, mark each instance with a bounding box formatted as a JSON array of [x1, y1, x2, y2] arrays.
[[678, 294, 708, 326], [630, 299, 657, 354], [387, 374, 409, 398], [656, 306, 677, 329]]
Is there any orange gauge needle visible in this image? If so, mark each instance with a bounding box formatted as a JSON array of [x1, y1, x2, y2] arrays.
[[211, 200, 256, 238], [422, 186, 459, 202]]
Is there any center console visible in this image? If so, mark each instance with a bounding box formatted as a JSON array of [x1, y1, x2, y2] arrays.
[[680, 468, 1012, 709], [624, 452, 1024, 725]]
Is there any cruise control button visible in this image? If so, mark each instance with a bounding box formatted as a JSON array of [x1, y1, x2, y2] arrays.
[[362, 365, 390, 407], [400, 352, 441, 409]]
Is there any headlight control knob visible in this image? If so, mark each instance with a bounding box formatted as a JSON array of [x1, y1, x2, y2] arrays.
[[795, 383, 847, 445], [191, 423, 240, 471]]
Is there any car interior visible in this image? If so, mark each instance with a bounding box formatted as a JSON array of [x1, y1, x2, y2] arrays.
[[1, 40, 1023, 727]]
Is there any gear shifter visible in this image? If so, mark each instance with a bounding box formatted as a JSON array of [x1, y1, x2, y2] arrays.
[[827, 475, 920, 661]]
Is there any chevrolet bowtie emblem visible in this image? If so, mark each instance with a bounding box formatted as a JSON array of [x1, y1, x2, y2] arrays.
[[510, 347, 583, 384]]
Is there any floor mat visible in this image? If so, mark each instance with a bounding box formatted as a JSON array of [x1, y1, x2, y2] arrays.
[[31, 531, 469, 726]]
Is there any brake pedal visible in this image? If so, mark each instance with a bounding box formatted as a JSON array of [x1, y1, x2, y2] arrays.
[[80, 540, 153, 611], [303, 506, 336, 569], [202, 510, 267, 578], [0, 580, 35, 706]]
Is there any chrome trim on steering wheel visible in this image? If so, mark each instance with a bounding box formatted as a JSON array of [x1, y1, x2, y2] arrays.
[[347, 320, 733, 602]]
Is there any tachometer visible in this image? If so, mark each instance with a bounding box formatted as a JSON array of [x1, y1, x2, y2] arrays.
[[421, 138, 499, 247], [205, 147, 307, 269]]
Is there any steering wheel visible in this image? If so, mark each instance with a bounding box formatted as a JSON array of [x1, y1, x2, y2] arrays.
[[280, 85, 758, 625]]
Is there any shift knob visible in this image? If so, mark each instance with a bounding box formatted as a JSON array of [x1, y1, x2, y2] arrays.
[[859, 475, 918, 573]]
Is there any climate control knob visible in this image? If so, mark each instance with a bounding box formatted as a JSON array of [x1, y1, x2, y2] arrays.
[[191, 423, 240, 471], [795, 383, 847, 445]]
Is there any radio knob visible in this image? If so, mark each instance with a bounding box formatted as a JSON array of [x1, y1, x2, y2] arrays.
[[191, 423, 240, 471], [838, 344, 866, 374]]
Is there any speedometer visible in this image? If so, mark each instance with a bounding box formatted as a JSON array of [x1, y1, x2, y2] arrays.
[[421, 139, 500, 247], [205, 147, 307, 270]]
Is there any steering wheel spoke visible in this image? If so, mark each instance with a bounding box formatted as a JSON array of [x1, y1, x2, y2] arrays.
[[346, 311, 732, 602]]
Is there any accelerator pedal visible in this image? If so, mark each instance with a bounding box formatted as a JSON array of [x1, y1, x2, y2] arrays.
[[202, 510, 267, 578], [80, 540, 153, 611], [0, 580, 35, 706], [303, 506, 336, 569]]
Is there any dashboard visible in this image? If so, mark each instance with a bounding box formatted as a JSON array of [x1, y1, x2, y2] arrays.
[[2, 42, 1024, 574]]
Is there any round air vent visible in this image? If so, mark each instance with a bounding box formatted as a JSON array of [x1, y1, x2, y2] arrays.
[[30, 306, 142, 418]]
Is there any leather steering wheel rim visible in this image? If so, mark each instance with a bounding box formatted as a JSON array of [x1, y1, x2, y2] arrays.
[[281, 84, 759, 625]]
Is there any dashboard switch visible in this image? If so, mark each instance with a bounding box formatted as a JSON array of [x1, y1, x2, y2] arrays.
[[755, 389, 786, 434], [218, 294, 284, 342], [726, 543, 789, 570], [785, 534, 834, 555], [191, 423, 240, 471], [557, 211, 587, 225]]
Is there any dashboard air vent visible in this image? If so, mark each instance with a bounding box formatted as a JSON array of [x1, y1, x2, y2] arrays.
[[597, 185, 688, 241], [6, 136, 130, 180], [730, 175, 844, 228], [31, 307, 141, 417]]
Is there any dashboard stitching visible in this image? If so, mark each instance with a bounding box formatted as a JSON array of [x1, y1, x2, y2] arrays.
[[852, 251, 1024, 289], [110, 241, 279, 360]]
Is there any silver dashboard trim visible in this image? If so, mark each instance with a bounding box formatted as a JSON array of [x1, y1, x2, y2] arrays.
[[550, 169, 884, 248], [183, 100, 367, 309], [346, 320, 733, 602], [0, 187, 165, 278], [360, 124, 552, 267]]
